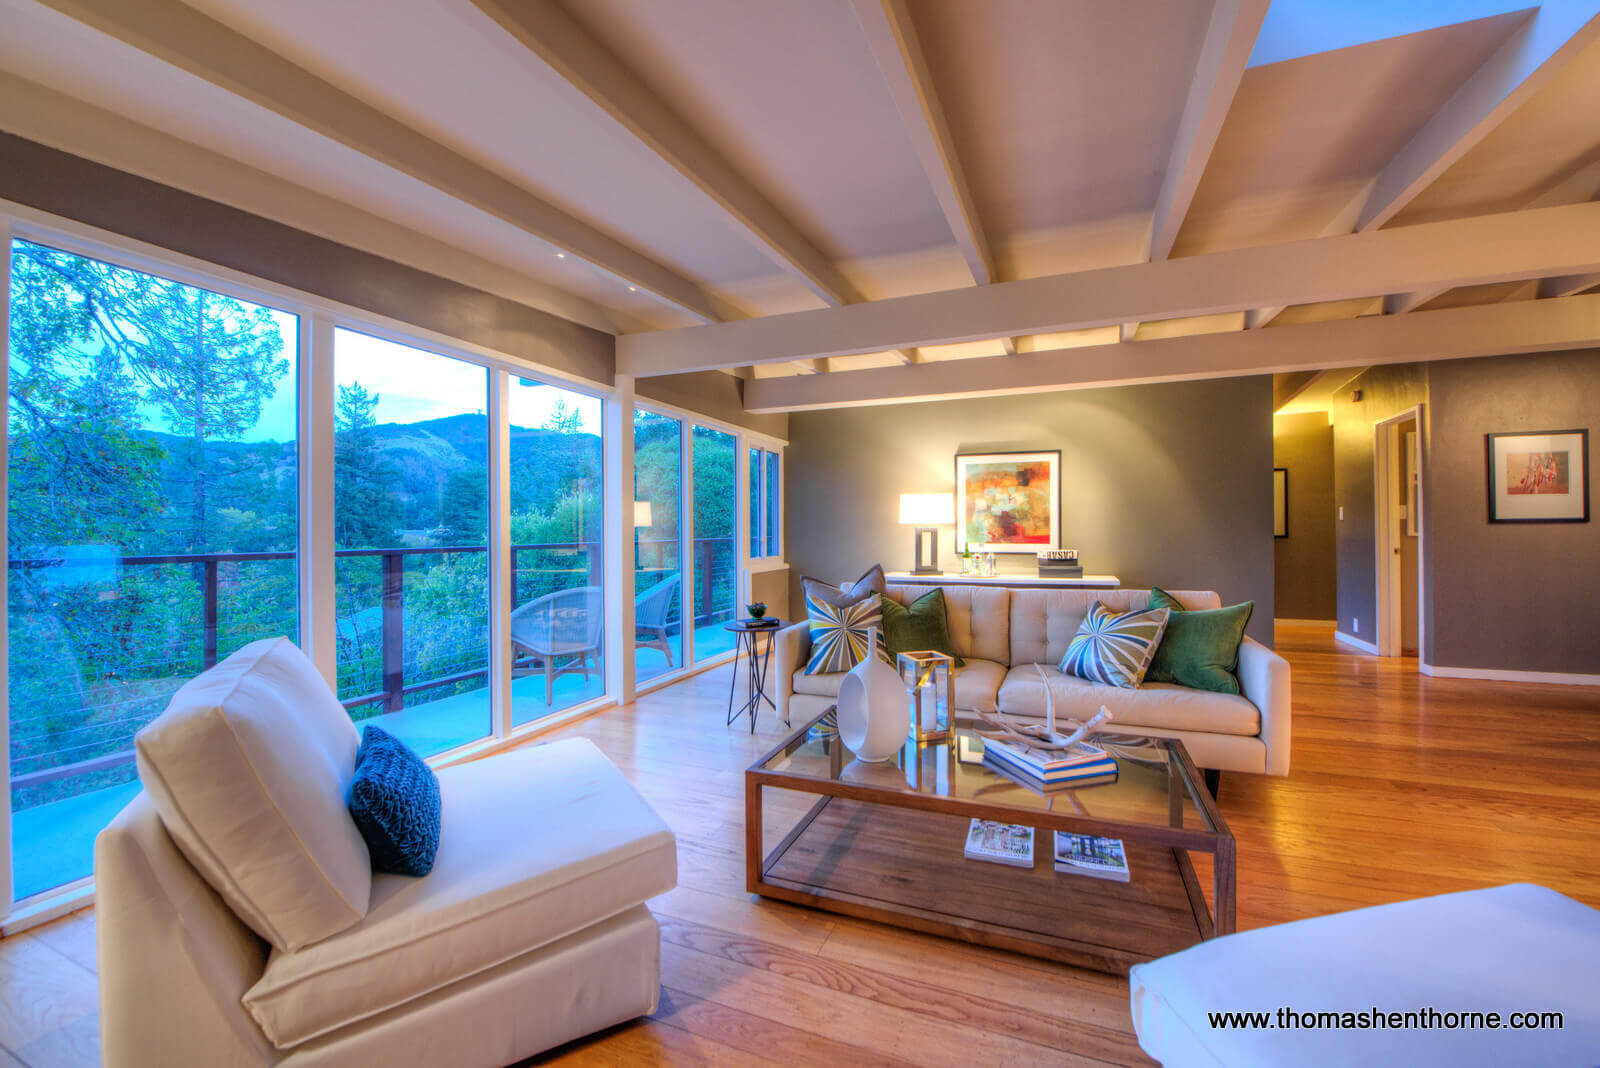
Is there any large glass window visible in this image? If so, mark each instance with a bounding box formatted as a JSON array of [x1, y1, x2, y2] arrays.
[[6, 240, 298, 900], [750, 445, 783, 560], [633, 409, 682, 683], [508, 381, 604, 726], [333, 329, 488, 757], [691, 426, 737, 659]]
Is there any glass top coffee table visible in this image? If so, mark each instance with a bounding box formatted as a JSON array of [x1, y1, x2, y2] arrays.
[[746, 711, 1235, 974]]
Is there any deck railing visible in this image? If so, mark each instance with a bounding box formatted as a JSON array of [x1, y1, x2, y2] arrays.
[[8, 535, 737, 790]]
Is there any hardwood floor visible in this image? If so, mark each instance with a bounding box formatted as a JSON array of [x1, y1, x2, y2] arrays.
[[6, 622, 1597, 1066]]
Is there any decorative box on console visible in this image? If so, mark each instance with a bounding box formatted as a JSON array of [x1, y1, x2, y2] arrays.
[[1037, 549, 1083, 578]]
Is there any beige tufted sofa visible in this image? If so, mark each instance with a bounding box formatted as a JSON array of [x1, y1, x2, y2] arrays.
[[774, 583, 1290, 776]]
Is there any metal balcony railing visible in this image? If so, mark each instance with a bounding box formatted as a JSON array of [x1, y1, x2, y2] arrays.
[[8, 535, 737, 791]]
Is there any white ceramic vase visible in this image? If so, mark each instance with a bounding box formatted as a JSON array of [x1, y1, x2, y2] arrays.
[[836, 629, 906, 762]]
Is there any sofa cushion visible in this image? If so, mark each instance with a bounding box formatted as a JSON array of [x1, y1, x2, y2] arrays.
[[799, 564, 885, 609], [881, 588, 964, 667], [793, 657, 1006, 714], [886, 584, 1010, 664], [1010, 589, 1220, 669], [1145, 587, 1253, 695], [347, 725, 442, 877], [804, 592, 883, 674], [1060, 602, 1170, 688], [243, 737, 675, 1050], [998, 666, 1261, 736], [134, 637, 371, 952]]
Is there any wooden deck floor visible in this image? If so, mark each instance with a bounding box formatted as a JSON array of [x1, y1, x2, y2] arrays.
[[4, 622, 1597, 1066]]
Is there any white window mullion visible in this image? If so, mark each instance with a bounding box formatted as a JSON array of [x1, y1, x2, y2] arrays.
[[0, 218, 17, 917], [681, 421, 696, 667], [299, 315, 337, 690], [487, 370, 512, 737], [604, 377, 637, 704]]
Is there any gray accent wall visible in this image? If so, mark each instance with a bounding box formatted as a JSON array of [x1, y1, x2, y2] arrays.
[[785, 376, 1275, 645], [1423, 350, 1600, 674], [0, 133, 614, 386], [1272, 412, 1336, 620]]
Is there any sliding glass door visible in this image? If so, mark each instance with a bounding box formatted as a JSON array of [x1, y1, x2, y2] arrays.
[[6, 239, 299, 900], [332, 329, 489, 758], [507, 380, 604, 727], [692, 426, 738, 659], [633, 409, 682, 683]]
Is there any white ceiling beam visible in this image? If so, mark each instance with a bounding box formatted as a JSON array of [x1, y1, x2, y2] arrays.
[[744, 293, 1600, 413], [1350, 3, 1600, 233], [619, 200, 1600, 375], [1541, 272, 1600, 298], [1386, 155, 1600, 315], [850, 0, 1017, 357], [851, 0, 995, 286], [1147, 0, 1270, 262], [37, 0, 722, 323]]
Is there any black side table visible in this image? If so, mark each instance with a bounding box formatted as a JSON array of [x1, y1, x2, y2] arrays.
[[724, 619, 786, 733]]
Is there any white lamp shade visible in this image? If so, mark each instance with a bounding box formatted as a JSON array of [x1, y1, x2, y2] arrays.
[[633, 500, 653, 528], [899, 492, 954, 526]]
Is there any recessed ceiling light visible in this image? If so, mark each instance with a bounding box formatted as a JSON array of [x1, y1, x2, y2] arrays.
[[555, 252, 566, 259], [627, 286, 637, 292]]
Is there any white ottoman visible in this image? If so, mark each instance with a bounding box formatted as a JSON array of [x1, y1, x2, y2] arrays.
[[1129, 884, 1600, 1066]]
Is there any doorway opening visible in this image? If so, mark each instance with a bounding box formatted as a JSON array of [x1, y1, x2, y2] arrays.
[[1373, 405, 1425, 660]]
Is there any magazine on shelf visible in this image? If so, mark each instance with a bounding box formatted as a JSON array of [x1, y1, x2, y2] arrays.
[[983, 737, 1118, 783], [1053, 832, 1131, 882], [963, 819, 1035, 867]]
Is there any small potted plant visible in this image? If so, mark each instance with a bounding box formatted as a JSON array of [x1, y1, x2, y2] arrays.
[[746, 601, 769, 621]]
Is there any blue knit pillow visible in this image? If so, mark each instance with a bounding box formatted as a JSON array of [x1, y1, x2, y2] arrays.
[[347, 725, 441, 877]]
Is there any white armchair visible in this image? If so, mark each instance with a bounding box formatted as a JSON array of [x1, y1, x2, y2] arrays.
[[509, 585, 604, 705]]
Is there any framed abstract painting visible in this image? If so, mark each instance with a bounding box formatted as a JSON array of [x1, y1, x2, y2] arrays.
[[1485, 429, 1589, 523], [954, 450, 1060, 553]]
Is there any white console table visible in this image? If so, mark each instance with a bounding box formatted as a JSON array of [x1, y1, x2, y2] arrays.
[[886, 571, 1120, 590]]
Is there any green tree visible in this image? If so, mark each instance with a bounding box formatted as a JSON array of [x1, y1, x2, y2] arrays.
[[334, 383, 401, 549], [544, 398, 584, 434]]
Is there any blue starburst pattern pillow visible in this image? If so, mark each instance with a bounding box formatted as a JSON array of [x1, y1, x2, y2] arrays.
[[347, 725, 442, 877], [804, 591, 883, 675], [1060, 602, 1171, 689]]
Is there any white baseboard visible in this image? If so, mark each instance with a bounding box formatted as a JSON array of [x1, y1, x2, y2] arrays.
[[1334, 630, 1379, 655], [1419, 662, 1600, 687], [1274, 618, 1336, 626]]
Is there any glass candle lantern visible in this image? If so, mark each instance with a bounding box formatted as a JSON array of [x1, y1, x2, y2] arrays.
[[896, 650, 954, 744]]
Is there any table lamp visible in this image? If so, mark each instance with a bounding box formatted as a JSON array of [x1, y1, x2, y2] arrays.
[[899, 493, 954, 575], [633, 500, 652, 528]]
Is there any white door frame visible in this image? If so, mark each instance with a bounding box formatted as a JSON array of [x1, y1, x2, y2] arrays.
[[1373, 404, 1426, 659]]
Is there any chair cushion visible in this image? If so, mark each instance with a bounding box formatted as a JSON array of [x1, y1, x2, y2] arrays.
[[1145, 587, 1253, 695], [347, 726, 442, 877], [1130, 884, 1600, 1066], [881, 588, 964, 667], [793, 658, 1006, 714], [1060, 602, 1170, 688], [243, 737, 675, 1050], [998, 666, 1261, 736], [134, 637, 370, 952]]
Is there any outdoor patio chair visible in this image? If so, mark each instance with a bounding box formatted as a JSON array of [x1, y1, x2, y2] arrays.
[[635, 573, 681, 668], [509, 585, 604, 705]]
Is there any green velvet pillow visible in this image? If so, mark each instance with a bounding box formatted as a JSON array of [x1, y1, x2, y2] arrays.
[[880, 588, 964, 667], [1144, 587, 1253, 695]]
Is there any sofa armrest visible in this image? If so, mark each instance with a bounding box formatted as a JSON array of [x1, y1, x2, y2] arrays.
[[773, 621, 812, 726], [1237, 636, 1291, 776]]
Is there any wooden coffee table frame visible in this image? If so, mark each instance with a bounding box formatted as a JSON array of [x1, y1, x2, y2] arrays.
[[746, 716, 1235, 975]]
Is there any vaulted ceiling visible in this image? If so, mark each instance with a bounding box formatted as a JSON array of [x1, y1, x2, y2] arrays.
[[3, 0, 1598, 403]]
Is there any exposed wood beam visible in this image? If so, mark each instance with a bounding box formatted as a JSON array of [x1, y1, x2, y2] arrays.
[[1541, 272, 1600, 298], [470, 0, 855, 310], [1119, 323, 1139, 343], [744, 293, 1600, 413], [1148, 0, 1270, 262], [852, 0, 995, 286], [1349, 3, 1600, 233], [1386, 156, 1600, 315], [619, 201, 1600, 376], [37, 0, 721, 322]]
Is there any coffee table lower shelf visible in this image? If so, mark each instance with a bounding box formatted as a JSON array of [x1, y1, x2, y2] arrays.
[[751, 796, 1213, 975]]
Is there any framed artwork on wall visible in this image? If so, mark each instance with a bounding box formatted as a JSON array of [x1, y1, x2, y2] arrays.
[[1273, 468, 1288, 538], [1485, 429, 1589, 523], [954, 450, 1060, 553]]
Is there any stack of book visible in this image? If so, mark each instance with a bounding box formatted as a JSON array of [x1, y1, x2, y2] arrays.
[[982, 737, 1118, 791], [1054, 832, 1131, 882]]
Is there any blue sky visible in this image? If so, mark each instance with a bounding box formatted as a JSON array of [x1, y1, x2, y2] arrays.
[[1249, 0, 1531, 66]]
